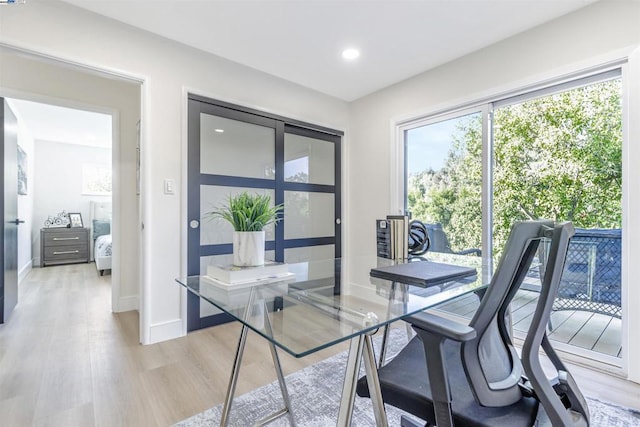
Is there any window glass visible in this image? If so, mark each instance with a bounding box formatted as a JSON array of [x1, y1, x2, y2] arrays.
[[405, 112, 482, 254], [82, 163, 112, 195]]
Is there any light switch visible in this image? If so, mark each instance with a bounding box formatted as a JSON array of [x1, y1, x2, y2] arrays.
[[164, 178, 175, 195]]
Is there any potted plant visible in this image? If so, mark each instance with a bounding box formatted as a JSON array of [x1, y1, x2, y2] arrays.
[[207, 192, 283, 267]]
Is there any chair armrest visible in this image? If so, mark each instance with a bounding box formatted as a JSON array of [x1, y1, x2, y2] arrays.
[[406, 311, 477, 342], [455, 248, 482, 256]]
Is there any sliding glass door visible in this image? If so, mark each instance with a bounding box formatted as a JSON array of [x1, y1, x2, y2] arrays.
[[402, 68, 624, 366], [187, 96, 342, 331], [493, 75, 623, 361]]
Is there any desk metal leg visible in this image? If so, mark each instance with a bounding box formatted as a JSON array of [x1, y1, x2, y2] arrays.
[[338, 334, 389, 427], [363, 334, 389, 427], [337, 336, 364, 426], [263, 302, 296, 426], [220, 295, 294, 427], [379, 283, 411, 368], [378, 324, 391, 368], [220, 323, 249, 427]]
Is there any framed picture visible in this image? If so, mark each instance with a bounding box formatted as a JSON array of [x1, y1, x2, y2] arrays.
[[68, 213, 83, 228], [18, 145, 28, 195]]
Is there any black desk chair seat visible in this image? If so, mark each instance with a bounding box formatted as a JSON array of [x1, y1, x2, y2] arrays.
[[372, 336, 539, 427], [357, 220, 589, 427]]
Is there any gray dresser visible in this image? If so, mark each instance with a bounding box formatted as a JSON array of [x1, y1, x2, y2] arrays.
[[40, 227, 90, 267]]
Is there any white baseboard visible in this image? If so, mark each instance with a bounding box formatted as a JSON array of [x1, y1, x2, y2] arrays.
[[115, 295, 139, 313], [148, 318, 184, 344], [18, 261, 33, 284]]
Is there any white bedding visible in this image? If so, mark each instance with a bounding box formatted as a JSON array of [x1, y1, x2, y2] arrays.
[[95, 234, 112, 257], [91, 201, 112, 275], [95, 234, 112, 275]]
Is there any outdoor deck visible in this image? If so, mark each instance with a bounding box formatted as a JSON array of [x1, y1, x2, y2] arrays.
[[433, 289, 622, 359]]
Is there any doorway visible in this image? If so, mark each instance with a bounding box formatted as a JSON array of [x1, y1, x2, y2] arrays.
[[0, 46, 142, 331], [8, 98, 114, 288]]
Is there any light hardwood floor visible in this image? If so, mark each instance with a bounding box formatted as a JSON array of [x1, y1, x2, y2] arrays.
[[1, 263, 639, 426], [0, 264, 347, 426]]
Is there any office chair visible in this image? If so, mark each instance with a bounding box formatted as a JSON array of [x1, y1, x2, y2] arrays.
[[357, 220, 590, 426], [424, 223, 481, 256]]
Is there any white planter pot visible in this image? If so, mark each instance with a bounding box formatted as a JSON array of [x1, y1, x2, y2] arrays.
[[233, 230, 265, 267]]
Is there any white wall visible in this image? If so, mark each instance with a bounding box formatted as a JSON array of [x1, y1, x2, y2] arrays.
[[347, 0, 640, 381], [0, 0, 349, 344], [31, 140, 111, 266]]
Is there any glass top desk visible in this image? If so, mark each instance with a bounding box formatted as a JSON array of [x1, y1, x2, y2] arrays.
[[176, 253, 486, 427]]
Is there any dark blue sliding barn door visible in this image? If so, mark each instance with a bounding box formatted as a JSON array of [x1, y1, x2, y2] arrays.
[[187, 95, 342, 331]]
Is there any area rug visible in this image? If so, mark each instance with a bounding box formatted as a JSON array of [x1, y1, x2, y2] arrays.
[[175, 331, 640, 426]]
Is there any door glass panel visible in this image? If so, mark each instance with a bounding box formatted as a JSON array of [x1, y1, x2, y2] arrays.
[[493, 78, 623, 362], [284, 133, 334, 185], [284, 245, 335, 264], [284, 191, 334, 239], [200, 114, 275, 179], [405, 112, 483, 255], [200, 186, 276, 246], [284, 245, 336, 289]]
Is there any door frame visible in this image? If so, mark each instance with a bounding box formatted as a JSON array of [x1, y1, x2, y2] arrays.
[[0, 44, 146, 340]]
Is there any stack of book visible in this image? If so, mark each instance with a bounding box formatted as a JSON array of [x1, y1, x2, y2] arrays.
[[376, 215, 409, 260], [206, 261, 295, 287]]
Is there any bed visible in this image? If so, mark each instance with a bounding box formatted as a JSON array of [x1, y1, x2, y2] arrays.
[[90, 201, 112, 276]]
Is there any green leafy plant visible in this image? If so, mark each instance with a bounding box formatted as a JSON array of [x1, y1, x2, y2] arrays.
[[207, 192, 283, 232]]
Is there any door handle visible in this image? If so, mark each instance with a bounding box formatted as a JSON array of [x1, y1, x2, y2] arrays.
[[8, 219, 25, 225]]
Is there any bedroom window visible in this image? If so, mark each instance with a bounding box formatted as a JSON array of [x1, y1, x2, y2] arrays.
[[82, 163, 112, 195]]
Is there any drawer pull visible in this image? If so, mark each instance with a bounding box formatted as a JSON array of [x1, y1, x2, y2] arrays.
[[53, 250, 80, 255], [53, 237, 80, 241]]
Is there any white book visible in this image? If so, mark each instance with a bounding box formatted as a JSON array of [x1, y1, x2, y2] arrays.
[[206, 261, 291, 284]]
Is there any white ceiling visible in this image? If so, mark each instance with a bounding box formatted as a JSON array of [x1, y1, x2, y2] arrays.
[[8, 99, 112, 148], [60, 0, 598, 101]]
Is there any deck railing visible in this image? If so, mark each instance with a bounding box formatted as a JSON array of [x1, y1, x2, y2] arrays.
[[550, 228, 621, 318]]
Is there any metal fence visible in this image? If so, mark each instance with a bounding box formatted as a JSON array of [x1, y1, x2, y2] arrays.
[[553, 228, 622, 318]]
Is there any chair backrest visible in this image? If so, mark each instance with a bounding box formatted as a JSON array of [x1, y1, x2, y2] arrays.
[[461, 220, 553, 407], [461, 221, 580, 418], [522, 223, 590, 426]]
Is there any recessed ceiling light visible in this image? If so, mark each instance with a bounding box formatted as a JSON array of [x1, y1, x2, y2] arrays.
[[215, 128, 224, 133], [342, 48, 360, 60]]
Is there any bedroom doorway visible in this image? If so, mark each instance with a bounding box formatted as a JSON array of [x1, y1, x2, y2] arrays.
[[7, 98, 114, 279], [0, 45, 142, 340]]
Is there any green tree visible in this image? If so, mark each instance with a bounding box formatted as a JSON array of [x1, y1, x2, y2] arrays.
[[492, 80, 622, 251], [407, 79, 622, 256]]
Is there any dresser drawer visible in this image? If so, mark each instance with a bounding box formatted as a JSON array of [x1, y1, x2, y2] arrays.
[[43, 230, 88, 247], [41, 227, 90, 267], [43, 245, 89, 263]]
